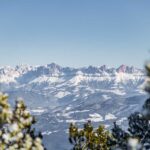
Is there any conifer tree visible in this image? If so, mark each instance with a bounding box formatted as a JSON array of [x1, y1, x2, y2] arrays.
[[69, 120, 110, 150], [0, 93, 45, 150]]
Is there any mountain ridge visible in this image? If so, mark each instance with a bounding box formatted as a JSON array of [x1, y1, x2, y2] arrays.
[[0, 63, 145, 95], [0, 63, 147, 149]]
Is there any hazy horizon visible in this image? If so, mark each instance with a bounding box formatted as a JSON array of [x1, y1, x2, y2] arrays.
[[0, 62, 146, 70], [0, 0, 150, 68]]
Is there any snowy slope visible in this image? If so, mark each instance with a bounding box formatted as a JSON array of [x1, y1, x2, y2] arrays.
[[0, 63, 147, 149]]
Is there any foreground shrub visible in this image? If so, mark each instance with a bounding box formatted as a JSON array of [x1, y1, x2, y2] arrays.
[[69, 120, 111, 150], [0, 94, 45, 150]]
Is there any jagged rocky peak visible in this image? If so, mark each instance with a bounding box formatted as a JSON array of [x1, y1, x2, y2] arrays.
[[47, 63, 61, 69], [46, 63, 62, 73], [15, 64, 33, 74], [99, 65, 107, 71], [0, 64, 143, 75], [30, 63, 62, 76], [117, 65, 127, 73], [80, 64, 142, 74], [0, 66, 16, 75], [86, 65, 100, 73], [81, 65, 102, 74], [116, 65, 141, 74], [0, 64, 145, 85]]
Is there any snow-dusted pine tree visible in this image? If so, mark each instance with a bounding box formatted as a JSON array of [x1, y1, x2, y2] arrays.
[[69, 120, 110, 150], [0, 93, 45, 150]]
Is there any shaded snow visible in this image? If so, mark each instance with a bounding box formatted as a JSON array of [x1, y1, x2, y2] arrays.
[[55, 91, 70, 98], [102, 95, 111, 100], [105, 113, 117, 120], [89, 113, 103, 122]]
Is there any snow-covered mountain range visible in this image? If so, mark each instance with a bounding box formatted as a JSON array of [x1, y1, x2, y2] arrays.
[[0, 63, 145, 93], [0, 63, 147, 149]]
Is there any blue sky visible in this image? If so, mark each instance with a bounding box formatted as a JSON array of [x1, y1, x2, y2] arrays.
[[0, 0, 150, 68]]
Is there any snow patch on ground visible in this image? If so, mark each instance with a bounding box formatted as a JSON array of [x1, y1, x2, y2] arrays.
[[88, 113, 103, 122], [62, 110, 90, 118], [66, 119, 87, 123], [42, 130, 58, 135], [102, 95, 111, 100], [105, 113, 117, 120], [55, 91, 70, 98], [30, 108, 46, 114], [66, 113, 103, 123], [65, 106, 72, 111]]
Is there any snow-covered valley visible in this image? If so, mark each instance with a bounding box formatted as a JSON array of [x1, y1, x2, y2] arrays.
[[0, 63, 147, 149]]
